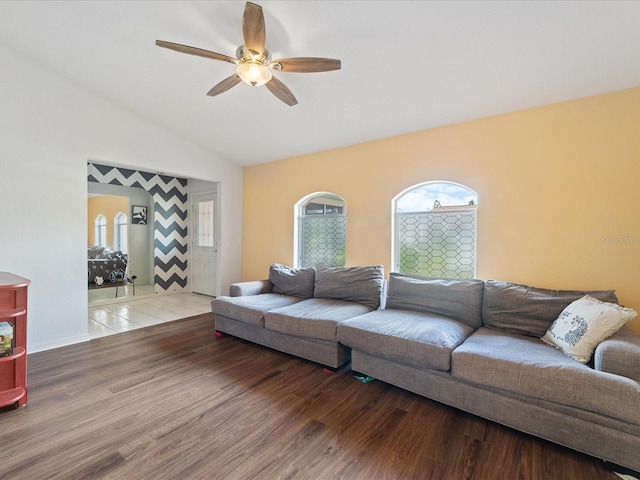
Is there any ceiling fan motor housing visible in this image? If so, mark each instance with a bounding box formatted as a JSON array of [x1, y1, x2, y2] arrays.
[[235, 46, 272, 86]]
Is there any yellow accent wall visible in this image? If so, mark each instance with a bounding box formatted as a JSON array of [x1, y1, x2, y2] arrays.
[[243, 87, 640, 333], [87, 195, 129, 249]]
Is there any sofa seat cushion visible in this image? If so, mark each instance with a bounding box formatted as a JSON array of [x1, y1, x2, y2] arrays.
[[338, 309, 476, 371], [211, 294, 304, 327], [451, 327, 640, 425], [264, 298, 374, 341]]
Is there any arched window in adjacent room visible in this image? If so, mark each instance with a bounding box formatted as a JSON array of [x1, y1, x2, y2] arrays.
[[295, 192, 346, 268], [114, 212, 128, 254], [393, 181, 478, 279], [95, 214, 107, 248]]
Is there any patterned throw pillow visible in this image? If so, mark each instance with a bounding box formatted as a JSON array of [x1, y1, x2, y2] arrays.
[[541, 295, 637, 363]]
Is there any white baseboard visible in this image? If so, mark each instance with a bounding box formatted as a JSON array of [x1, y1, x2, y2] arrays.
[[29, 334, 91, 354]]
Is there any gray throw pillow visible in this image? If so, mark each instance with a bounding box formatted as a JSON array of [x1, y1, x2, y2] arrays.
[[313, 265, 385, 309], [386, 273, 485, 329], [482, 280, 618, 338], [269, 264, 315, 298]]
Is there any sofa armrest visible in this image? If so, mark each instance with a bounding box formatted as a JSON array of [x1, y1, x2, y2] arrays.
[[594, 326, 640, 382], [229, 280, 273, 297]]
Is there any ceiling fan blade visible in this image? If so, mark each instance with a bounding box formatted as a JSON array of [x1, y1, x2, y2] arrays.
[[156, 40, 237, 64], [207, 74, 242, 97], [271, 57, 341, 73], [242, 2, 266, 56], [265, 76, 298, 106]]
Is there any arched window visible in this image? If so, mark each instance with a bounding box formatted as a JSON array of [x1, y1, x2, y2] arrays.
[[114, 212, 128, 254], [393, 181, 477, 279], [94, 214, 107, 248], [295, 192, 346, 268]]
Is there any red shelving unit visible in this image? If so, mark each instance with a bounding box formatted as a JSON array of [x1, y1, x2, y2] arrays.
[[0, 272, 30, 408]]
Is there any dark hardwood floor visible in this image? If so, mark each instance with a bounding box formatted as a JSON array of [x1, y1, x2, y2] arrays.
[[0, 313, 622, 479]]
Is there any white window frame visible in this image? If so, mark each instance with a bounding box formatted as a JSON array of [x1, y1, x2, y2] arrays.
[[196, 199, 215, 248], [392, 181, 478, 278], [95, 214, 107, 248], [294, 192, 346, 268], [114, 212, 128, 253]]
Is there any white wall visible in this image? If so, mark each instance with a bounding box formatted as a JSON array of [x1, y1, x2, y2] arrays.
[[0, 45, 243, 352]]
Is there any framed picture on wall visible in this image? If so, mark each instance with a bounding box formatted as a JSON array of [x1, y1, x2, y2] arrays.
[[132, 205, 148, 225]]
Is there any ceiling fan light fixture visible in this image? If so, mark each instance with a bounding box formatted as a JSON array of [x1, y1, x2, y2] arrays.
[[156, 2, 340, 104], [236, 62, 272, 86]]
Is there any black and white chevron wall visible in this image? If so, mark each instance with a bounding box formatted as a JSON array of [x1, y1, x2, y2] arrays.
[[88, 163, 188, 292]]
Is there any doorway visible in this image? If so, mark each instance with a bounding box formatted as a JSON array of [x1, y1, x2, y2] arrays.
[[88, 182, 155, 306], [191, 192, 218, 297], [88, 193, 130, 302], [88, 162, 221, 303]]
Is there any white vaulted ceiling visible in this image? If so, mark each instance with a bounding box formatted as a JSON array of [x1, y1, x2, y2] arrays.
[[0, 1, 639, 166]]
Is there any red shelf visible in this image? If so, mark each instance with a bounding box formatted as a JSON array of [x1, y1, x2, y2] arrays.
[[0, 347, 25, 363], [0, 272, 30, 408], [0, 387, 26, 407], [0, 308, 26, 319]]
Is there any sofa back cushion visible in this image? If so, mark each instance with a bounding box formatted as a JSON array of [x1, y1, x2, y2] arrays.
[[313, 265, 385, 309], [269, 264, 315, 298], [482, 280, 618, 337], [385, 273, 485, 329]]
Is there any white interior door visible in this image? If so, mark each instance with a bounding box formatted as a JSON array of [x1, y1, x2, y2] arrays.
[[191, 193, 218, 296]]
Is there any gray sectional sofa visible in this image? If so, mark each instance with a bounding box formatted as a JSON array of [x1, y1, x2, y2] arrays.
[[211, 266, 640, 474], [211, 264, 384, 369]]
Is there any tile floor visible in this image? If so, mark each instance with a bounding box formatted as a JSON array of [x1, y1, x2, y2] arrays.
[[89, 282, 157, 304], [88, 285, 214, 339]]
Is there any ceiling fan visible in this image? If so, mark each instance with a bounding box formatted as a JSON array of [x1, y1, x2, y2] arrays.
[[156, 1, 341, 106]]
